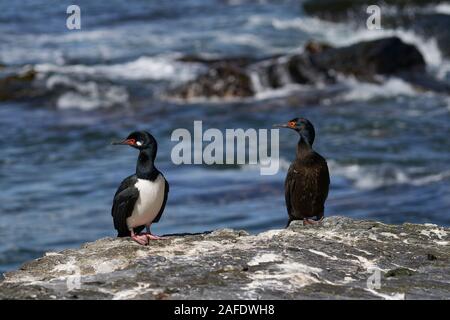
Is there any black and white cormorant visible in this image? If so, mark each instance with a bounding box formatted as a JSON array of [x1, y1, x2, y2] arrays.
[[274, 118, 330, 226], [111, 131, 169, 245]]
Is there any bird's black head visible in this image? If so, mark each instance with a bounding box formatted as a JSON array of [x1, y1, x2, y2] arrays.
[[274, 117, 315, 146], [112, 131, 157, 151]]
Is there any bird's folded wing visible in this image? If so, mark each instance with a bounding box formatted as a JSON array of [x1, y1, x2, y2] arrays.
[[153, 178, 169, 223], [285, 166, 296, 218], [112, 184, 139, 236], [318, 160, 330, 202]]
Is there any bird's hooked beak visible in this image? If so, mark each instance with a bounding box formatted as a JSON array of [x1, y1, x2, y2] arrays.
[[273, 121, 297, 129], [111, 138, 137, 146]]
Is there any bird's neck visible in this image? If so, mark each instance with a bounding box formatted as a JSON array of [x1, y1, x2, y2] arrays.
[[296, 135, 313, 159], [136, 148, 159, 180]]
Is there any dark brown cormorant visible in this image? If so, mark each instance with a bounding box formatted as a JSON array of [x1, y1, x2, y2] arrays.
[[111, 131, 169, 245], [274, 118, 330, 226]]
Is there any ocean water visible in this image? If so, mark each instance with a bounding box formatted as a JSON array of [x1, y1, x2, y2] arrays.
[[0, 0, 449, 274]]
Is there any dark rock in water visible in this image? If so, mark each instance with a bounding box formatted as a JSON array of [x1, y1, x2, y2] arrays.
[[310, 37, 425, 81], [169, 37, 438, 100], [0, 64, 130, 109], [303, 1, 450, 59], [176, 55, 262, 68], [304, 40, 333, 55], [1, 217, 448, 300], [0, 67, 40, 101], [386, 13, 450, 58], [168, 64, 254, 100]]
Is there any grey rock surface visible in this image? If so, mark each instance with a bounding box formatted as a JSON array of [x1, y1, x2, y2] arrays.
[[0, 216, 449, 300]]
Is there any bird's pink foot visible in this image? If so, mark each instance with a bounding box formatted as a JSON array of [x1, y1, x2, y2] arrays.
[[131, 233, 149, 245], [143, 233, 164, 240], [303, 217, 324, 226]]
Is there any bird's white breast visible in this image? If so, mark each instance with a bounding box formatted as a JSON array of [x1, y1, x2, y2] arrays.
[[126, 174, 165, 229]]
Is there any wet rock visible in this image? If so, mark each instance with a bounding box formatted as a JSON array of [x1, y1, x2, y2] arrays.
[[0, 66, 40, 101], [176, 55, 260, 68], [168, 64, 254, 100], [169, 37, 437, 100], [1, 216, 448, 300], [0, 65, 130, 109], [310, 37, 425, 80], [388, 13, 450, 58], [303, 1, 450, 58]]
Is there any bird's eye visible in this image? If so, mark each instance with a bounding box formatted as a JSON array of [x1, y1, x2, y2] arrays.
[[288, 121, 296, 127], [136, 141, 142, 146]]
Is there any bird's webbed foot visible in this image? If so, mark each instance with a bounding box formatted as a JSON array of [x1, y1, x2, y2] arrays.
[[143, 225, 164, 240], [130, 231, 149, 245], [143, 233, 164, 240], [303, 216, 324, 226]]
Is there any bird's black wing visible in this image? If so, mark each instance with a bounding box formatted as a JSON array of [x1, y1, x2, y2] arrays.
[[111, 175, 139, 237], [314, 156, 330, 214], [284, 164, 297, 224], [153, 176, 169, 223]]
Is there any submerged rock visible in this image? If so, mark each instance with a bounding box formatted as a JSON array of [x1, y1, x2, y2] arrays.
[[1, 216, 448, 300]]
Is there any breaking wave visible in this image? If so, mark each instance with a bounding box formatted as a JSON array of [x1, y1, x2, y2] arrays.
[[337, 77, 418, 102], [45, 74, 130, 111], [328, 160, 450, 190], [35, 55, 205, 83], [241, 158, 450, 190], [256, 15, 445, 68]]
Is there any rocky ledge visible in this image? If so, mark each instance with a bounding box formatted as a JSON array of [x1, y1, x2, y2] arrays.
[[0, 217, 449, 300]]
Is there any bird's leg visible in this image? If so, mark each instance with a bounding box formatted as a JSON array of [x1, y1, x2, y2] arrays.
[[130, 229, 149, 245], [144, 224, 163, 240], [303, 216, 324, 226]]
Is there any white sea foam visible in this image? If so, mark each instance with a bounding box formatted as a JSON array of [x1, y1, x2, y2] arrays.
[[35, 55, 204, 82], [253, 83, 306, 100], [337, 77, 418, 101], [271, 16, 338, 36], [328, 160, 450, 190], [434, 3, 450, 15], [242, 157, 450, 190], [45, 74, 130, 110]]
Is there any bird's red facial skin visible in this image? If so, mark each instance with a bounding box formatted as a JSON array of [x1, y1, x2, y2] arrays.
[[125, 139, 136, 145], [288, 121, 296, 128]]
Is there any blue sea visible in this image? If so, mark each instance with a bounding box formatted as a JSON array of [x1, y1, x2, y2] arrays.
[[1, 0, 449, 274]]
